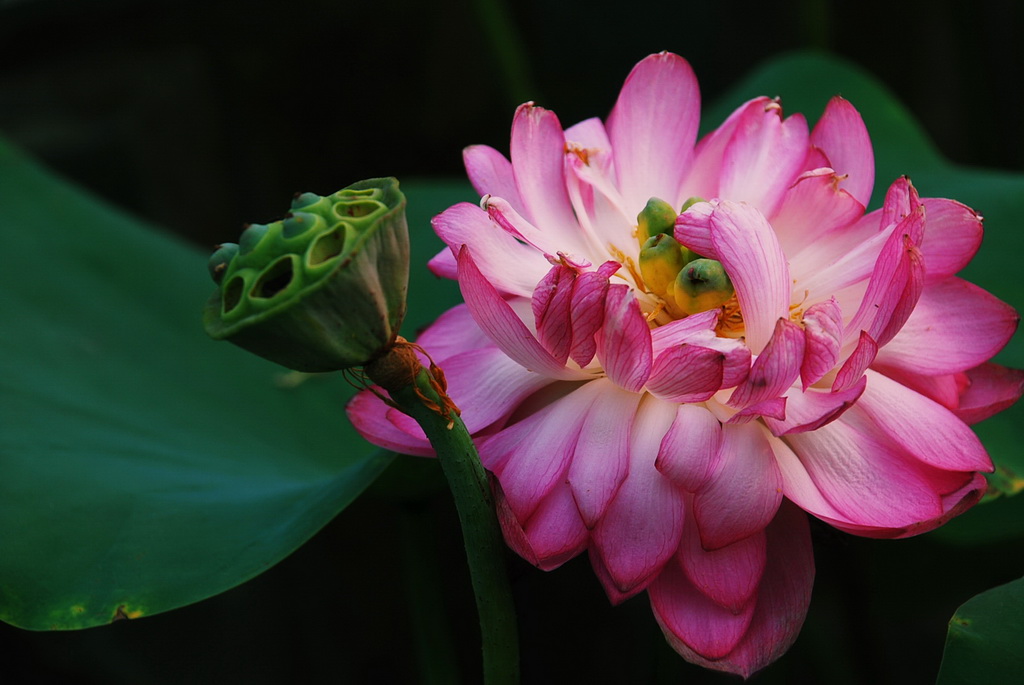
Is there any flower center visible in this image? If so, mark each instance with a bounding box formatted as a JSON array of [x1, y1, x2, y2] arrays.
[[636, 197, 737, 327]]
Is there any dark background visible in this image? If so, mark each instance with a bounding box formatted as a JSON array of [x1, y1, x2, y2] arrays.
[[2, 0, 1022, 683]]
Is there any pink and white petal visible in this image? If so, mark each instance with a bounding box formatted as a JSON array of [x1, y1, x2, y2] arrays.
[[462, 144, 525, 211], [417, 303, 492, 364], [783, 411, 945, 528], [809, 96, 875, 207], [443, 347, 555, 433], [873, 277, 1020, 375], [606, 52, 700, 215], [879, 176, 921, 234], [856, 369, 992, 472], [591, 397, 685, 594], [650, 309, 721, 355], [709, 202, 791, 353], [771, 168, 865, 257], [692, 422, 783, 550], [789, 218, 890, 301], [520, 481, 590, 571], [457, 246, 588, 380], [656, 404, 723, 492], [695, 501, 814, 678], [480, 381, 599, 521], [919, 198, 983, 280], [649, 557, 756, 663], [482, 195, 591, 263], [954, 363, 1024, 425], [718, 102, 810, 218], [801, 297, 844, 389], [681, 98, 772, 202], [596, 284, 653, 391], [763, 376, 866, 436], [728, 319, 804, 408], [346, 390, 434, 456], [646, 344, 725, 403], [510, 103, 578, 234], [568, 380, 642, 527], [433, 202, 549, 297], [679, 506, 767, 612]]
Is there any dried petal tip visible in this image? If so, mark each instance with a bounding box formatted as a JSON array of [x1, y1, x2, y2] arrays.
[[203, 177, 409, 372]]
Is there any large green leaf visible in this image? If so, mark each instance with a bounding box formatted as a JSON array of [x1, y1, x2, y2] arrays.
[[937, 576, 1024, 684], [709, 54, 1024, 501], [0, 137, 468, 630]]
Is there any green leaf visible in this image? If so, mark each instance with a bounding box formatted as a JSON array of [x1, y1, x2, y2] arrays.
[[938, 576, 1024, 684], [0, 137, 470, 630], [710, 53, 1024, 500]]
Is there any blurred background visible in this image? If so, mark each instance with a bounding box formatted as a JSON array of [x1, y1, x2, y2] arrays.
[[1, 0, 1022, 683]]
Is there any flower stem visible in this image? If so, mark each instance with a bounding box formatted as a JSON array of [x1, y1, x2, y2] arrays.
[[366, 345, 520, 685]]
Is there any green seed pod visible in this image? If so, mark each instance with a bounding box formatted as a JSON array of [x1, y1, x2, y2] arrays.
[[639, 233, 686, 296], [672, 258, 735, 316], [636, 197, 678, 243], [203, 177, 409, 372]]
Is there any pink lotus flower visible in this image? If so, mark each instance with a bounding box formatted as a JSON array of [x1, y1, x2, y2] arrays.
[[348, 52, 1023, 675]]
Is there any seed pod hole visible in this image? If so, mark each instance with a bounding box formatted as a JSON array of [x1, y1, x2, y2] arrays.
[[223, 276, 245, 313], [335, 201, 380, 219], [308, 227, 345, 266], [252, 257, 295, 299]]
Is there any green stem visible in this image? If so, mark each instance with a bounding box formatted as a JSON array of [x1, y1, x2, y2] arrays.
[[370, 354, 520, 685]]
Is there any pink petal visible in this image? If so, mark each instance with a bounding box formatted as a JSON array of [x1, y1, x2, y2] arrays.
[[783, 411, 946, 528], [462, 144, 525, 212], [683, 501, 813, 678], [433, 202, 549, 297], [809, 96, 875, 207], [683, 331, 752, 389], [591, 397, 685, 594], [567, 380, 642, 527], [770, 168, 865, 258], [674, 200, 719, 259], [872, 366, 967, 410], [728, 318, 805, 409], [845, 208, 925, 348], [482, 195, 591, 263], [681, 97, 772, 201], [596, 284, 653, 391], [954, 363, 1024, 425], [650, 309, 720, 354], [656, 404, 723, 491], [649, 556, 756, 662], [645, 344, 724, 403], [520, 481, 590, 571], [857, 369, 993, 472], [801, 297, 843, 389], [679, 505, 767, 612], [532, 264, 576, 363], [346, 389, 434, 456], [606, 52, 700, 215], [919, 198, 983, 280], [873, 276, 1020, 375], [569, 266, 616, 367], [481, 381, 599, 521], [709, 201, 791, 353], [764, 375, 866, 436], [417, 303, 493, 364], [442, 347, 555, 433], [718, 100, 810, 217], [728, 396, 788, 424], [510, 103, 578, 234], [457, 246, 587, 381], [692, 422, 783, 550], [832, 330, 877, 392]]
